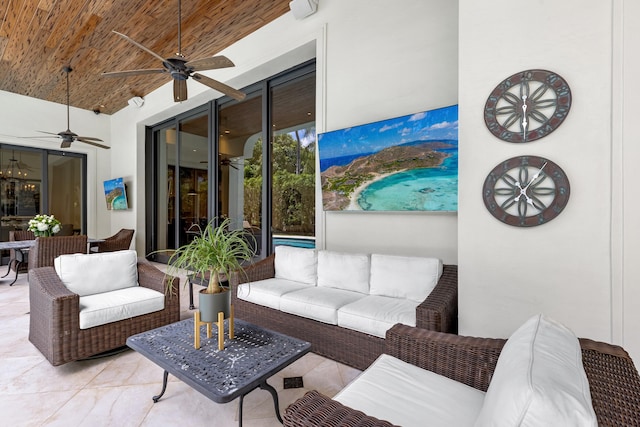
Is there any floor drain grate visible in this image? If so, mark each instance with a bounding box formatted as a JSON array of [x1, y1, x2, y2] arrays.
[[283, 376, 304, 389]]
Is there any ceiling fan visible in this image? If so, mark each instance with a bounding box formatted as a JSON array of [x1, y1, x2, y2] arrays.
[[22, 66, 109, 150], [102, 0, 246, 103]]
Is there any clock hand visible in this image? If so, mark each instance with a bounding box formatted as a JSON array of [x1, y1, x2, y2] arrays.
[[521, 162, 548, 205], [513, 180, 533, 204], [521, 95, 528, 140], [522, 162, 547, 191]]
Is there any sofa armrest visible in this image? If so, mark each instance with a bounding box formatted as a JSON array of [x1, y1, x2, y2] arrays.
[[415, 264, 457, 333], [230, 254, 275, 286], [385, 323, 505, 392], [137, 257, 178, 295], [579, 338, 640, 426], [28, 266, 81, 365], [283, 390, 397, 427]]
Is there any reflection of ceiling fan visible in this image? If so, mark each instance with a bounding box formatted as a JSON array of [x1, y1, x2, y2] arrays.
[[220, 158, 239, 170], [22, 66, 109, 150], [102, 0, 246, 103]]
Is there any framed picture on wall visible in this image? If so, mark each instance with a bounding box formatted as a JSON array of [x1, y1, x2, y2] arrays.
[[318, 104, 458, 211], [103, 177, 129, 210]]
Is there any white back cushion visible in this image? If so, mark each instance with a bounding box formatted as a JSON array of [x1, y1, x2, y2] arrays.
[[369, 254, 443, 302], [474, 314, 597, 427], [55, 250, 139, 297], [274, 246, 317, 284], [317, 250, 370, 294]]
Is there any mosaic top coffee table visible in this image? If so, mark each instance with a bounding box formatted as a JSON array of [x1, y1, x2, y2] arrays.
[[126, 318, 311, 426]]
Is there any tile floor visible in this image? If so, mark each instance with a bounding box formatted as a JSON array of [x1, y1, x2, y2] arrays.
[[0, 263, 361, 426]]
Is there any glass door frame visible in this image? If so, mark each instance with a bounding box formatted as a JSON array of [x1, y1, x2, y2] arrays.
[[145, 60, 316, 260], [0, 143, 87, 234]]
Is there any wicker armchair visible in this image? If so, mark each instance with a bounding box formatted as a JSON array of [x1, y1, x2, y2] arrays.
[[28, 235, 88, 269], [92, 228, 134, 253], [284, 324, 640, 427], [28, 257, 180, 366]]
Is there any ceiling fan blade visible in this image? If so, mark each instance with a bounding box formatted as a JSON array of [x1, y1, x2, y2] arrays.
[[112, 31, 167, 63], [75, 136, 103, 142], [192, 73, 246, 101], [174, 79, 187, 102], [60, 140, 72, 149], [186, 55, 235, 71], [102, 68, 165, 78], [18, 135, 59, 139], [76, 137, 110, 150], [37, 131, 62, 137]]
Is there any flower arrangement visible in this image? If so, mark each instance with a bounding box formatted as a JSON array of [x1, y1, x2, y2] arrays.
[[28, 214, 62, 237]]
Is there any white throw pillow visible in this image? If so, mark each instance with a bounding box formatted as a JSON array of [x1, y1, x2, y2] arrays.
[[55, 250, 139, 297], [274, 245, 317, 284], [474, 314, 597, 427], [369, 254, 443, 302], [317, 250, 370, 294]]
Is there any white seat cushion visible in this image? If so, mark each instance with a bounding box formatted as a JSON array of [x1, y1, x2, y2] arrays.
[[369, 254, 443, 302], [279, 287, 365, 325], [338, 295, 418, 338], [236, 278, 313, 310], [317, 250, 370, 294], [78, 286, 165, 329], [55, 249, 138, 296], [474, 314, 597, 427], [335, 354, 485, 427], [274, 246, 317, 284]]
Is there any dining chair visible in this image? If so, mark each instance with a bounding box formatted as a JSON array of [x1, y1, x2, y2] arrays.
[[2, 230, 35, 284], [91, 228, 134, 253]]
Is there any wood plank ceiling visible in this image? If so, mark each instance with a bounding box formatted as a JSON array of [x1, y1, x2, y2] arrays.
[[0, 0, 291, 115]]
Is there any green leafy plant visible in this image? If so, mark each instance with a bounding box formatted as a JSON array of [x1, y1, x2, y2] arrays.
[[164, 217, 256, 294]]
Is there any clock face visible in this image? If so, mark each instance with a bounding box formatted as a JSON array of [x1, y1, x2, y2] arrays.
[[484, 69, 571, 143], [482, 156, 570, 227]]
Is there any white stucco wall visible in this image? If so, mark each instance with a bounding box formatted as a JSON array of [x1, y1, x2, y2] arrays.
[[458, 0, 640, 363]]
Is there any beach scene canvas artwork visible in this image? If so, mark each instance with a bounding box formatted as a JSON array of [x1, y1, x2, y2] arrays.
[[103, 177, 128, 210], [319, 105, 458, 211]]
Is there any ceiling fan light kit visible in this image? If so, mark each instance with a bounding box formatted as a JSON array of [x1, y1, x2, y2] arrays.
[[102, 0, 246, 104]]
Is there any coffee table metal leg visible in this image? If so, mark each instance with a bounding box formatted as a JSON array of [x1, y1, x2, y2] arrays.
[[153, 370, 169, 403], [237, 380, 283, 426]]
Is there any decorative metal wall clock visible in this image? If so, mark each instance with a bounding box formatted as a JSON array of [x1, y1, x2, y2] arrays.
[[482, 155, 570, 227], [484, 69, 571, 143]]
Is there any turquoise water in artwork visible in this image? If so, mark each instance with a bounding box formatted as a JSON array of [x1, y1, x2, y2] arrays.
[[111, 195, 128, 210], [357, 150, 458, 211]]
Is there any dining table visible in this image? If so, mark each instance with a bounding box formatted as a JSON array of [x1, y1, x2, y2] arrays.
[[0, 237, 104, 286]]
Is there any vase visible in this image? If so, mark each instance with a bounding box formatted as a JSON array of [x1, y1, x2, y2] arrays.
[[198, 289, 231, 323]]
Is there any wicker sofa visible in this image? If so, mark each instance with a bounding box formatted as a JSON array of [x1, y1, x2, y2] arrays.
[[284, 317, 640, 427], [29, 251, 180, 366], [231, 247, 457, 370]]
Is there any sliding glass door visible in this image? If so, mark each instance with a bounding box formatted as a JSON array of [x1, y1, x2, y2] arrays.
[[151, 110, 210, 262], [0, 144, 86, 241], [147, 61, 315, 260]]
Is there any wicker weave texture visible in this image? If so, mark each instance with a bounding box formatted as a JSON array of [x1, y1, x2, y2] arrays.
[[231, 254, 458, 371], [94, 228, 134, 252], [283, 324, 640, 427], [28, 235, 88, 269], [283, 391, 397, 427], [28, 257, 180, 366]]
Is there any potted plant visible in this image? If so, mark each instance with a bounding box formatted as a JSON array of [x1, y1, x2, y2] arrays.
[[164, 217, 256, 323]]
